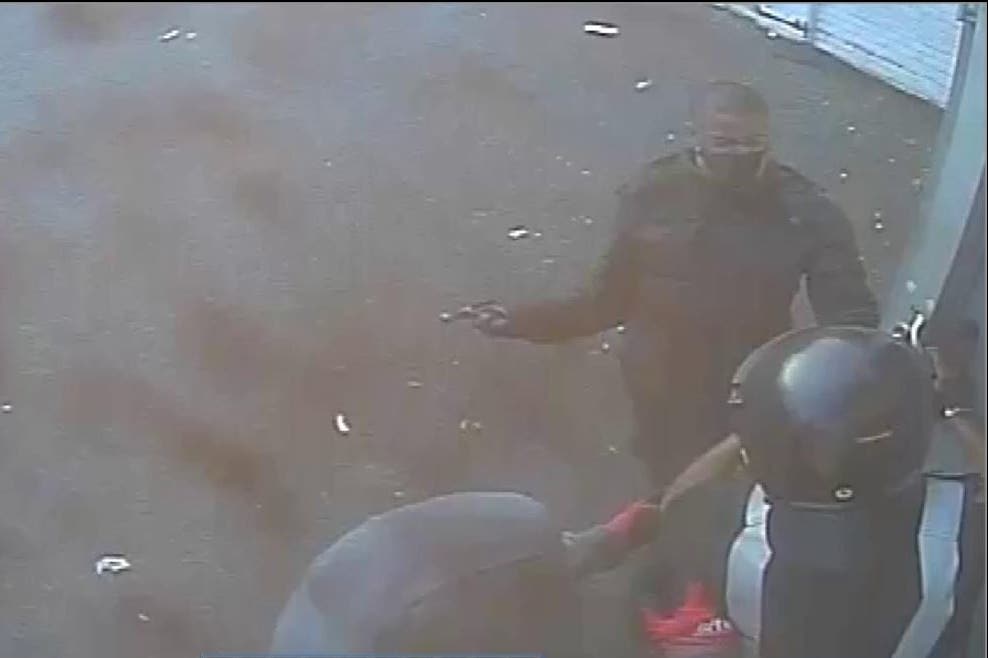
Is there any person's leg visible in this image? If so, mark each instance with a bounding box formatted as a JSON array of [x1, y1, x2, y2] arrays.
[[630, 405, 725, 492], [621, 356, 728, 491]]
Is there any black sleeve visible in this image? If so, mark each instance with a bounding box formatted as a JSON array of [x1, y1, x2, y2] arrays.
[[803, 194, 880, 327], [507, 189, 640, 343]]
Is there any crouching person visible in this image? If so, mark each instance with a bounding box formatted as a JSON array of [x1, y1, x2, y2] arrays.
[[270, 491, 587, 657]]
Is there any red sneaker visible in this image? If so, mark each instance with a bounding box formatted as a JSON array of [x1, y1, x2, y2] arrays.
[[641, 582, 739, 657]]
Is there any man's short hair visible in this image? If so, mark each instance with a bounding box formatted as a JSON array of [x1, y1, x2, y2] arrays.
[[692, 81, 769, 119]]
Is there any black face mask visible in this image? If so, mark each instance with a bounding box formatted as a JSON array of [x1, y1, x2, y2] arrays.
[[697, 149, 767, 188]]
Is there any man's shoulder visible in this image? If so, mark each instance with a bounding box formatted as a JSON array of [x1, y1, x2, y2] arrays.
[[772, 161, 849, 229], [620, 151, 699, 197]]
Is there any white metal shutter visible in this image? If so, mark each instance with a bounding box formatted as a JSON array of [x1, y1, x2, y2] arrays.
[[813, 4, 964, 107], [758, 4, 811, 29]]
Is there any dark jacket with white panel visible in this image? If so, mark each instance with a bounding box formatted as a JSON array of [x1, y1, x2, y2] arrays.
[[648, 465, 985, 658]]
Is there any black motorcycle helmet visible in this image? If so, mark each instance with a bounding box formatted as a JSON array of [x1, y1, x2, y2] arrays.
[[728, 326, 937, 505]]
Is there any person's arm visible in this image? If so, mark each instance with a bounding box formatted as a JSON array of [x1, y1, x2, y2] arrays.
[[658, 434, 744, 512], [499, 191, 641, 343], [564, 435, 744, 577], [803, 195, 880, 327]]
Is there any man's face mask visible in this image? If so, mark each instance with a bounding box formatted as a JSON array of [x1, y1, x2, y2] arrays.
[[696, 112, 770, 187]]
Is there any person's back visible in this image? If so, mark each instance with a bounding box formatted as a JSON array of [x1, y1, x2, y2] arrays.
[[270, 491, 585, 657], [669, 327, 984, 658], [636, 467, 983, 658], [571, 325, 985, 658]]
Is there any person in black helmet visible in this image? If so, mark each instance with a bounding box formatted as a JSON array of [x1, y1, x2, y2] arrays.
[[567, 325, 985, 658], [466, 81, 878, 490], [270, 491, 586, 658]]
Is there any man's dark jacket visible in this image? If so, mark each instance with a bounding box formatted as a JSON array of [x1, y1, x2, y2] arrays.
[[507, 152, 879, 482]]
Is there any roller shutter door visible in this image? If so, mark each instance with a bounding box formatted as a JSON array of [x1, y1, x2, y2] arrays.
[[812, 3, 964, 107]]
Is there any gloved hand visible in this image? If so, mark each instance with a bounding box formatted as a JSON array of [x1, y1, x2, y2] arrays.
[[563, 500, 661, 577], [562, 525, 627, 577]]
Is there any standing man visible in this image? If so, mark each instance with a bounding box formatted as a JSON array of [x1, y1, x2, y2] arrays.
[[473, 81, 878, 487]]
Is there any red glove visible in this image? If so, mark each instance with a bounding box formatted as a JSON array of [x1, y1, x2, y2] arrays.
[[603, 499, 661, 548]]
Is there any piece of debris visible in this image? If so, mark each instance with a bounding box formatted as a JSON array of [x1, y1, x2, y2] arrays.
[[904, 137, 918, 146], [439, 311, 454, 323], [665, 132, 677, 142], [766, 30, 779, 39], [911, 177, 923, 190], [1, 402, 11, 414], [839, 169, 849, 181], [138, 613, 150, 622], [393, 490, 406, 500], [580, 169, 592, 176], [887, 156, 897, 164], [95, 555, 132, 576], [448, 300, 500, 322], [943, 406, 966, 419], [184, 31, 197, 41], [872, 211, 885, 231], [458, 419, 485, 433], [158, 28, 181, 42], [846, 124, 857, 133], [583, 21, 620, 37], [334, 413, 351, 436], [906, 280, 918, 293], [583, 217, 594, 226], [607, 444, 619, 455], [600, 341, 611, 353], [634, 78, 653, 92], [406, 380, 423, 389], [507, 226, 534, 240]]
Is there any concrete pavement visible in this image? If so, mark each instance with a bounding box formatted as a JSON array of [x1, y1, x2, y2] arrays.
[[0, 4, 941, 656]]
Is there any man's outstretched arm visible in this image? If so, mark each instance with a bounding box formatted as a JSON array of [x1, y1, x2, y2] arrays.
[[507, 229, 638, 342], [480, 190, 641, 343]]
